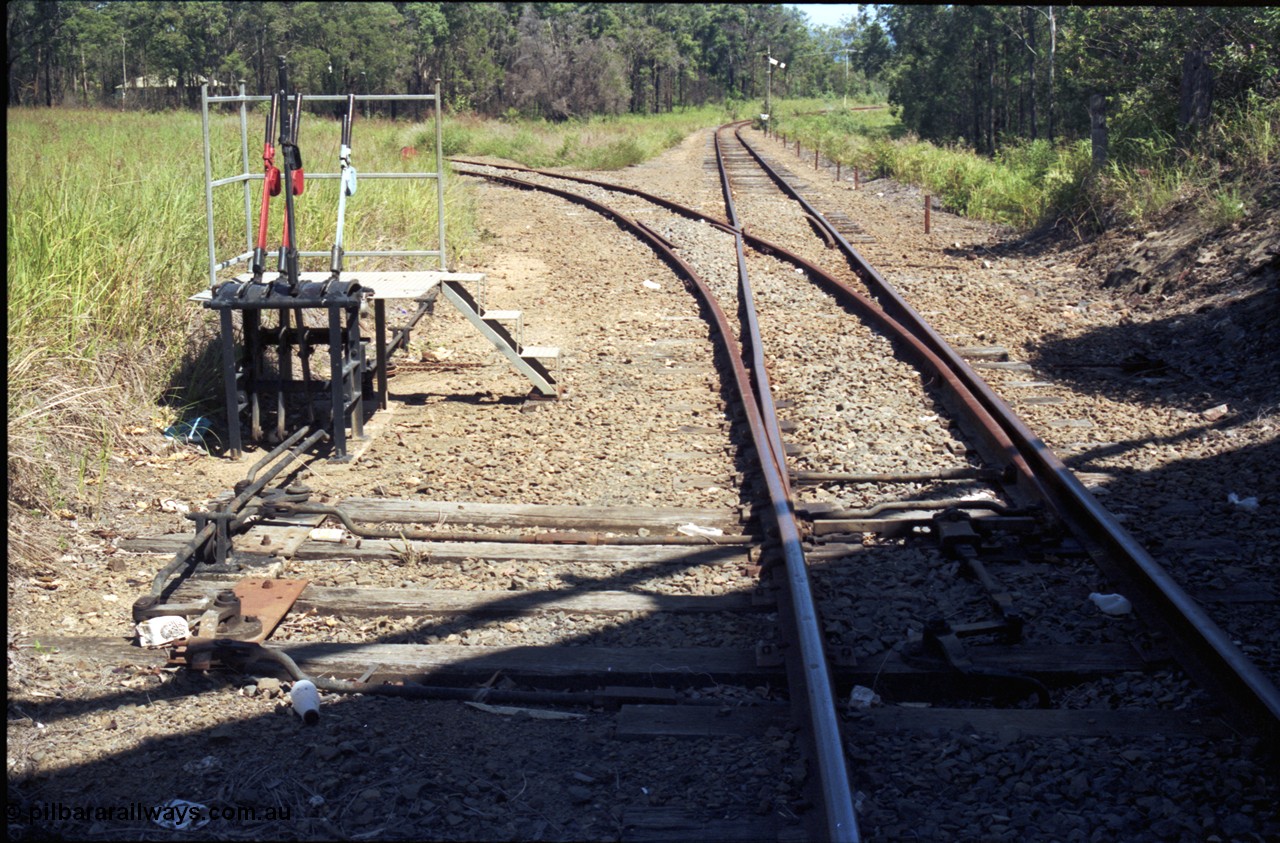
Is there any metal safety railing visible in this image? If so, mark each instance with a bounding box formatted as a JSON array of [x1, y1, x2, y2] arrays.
[[199, 83, 448, 288]]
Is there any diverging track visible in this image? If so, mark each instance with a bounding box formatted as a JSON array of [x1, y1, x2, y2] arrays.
[[446, 120, 1280, 840]]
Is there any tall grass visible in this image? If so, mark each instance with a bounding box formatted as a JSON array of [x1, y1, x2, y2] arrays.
[[8, 109, 209, 535], [1100, 92, 1279, 229], [6, 105, 476, 553], [8, 111, 205, 364]]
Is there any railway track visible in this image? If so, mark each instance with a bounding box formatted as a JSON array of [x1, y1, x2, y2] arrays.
[[18, 122, 1278, 842], [445, 125, 1280, 838]]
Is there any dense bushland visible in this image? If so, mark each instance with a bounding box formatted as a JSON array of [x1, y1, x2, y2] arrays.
[[861, 6, 1279, 233], [7, 3, 828, 117]]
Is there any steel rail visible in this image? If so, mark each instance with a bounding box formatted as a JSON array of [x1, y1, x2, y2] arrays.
[[147, 425, 326, 598], [714, 125, 857, 841], [713, 127, 792, 496], [461, 169, 860, 842], [730, 127, 1280, 745]]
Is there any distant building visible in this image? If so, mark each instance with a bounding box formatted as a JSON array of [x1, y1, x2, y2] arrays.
[[116, 74, 227, 92]]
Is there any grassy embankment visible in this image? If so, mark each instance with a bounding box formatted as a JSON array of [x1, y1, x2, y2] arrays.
[[769, 93, 1278, 234]]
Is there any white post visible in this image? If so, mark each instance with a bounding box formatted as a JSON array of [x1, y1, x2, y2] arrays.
[[766, 46, 772, 119]]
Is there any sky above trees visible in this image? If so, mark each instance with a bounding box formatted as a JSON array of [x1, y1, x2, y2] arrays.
[[786, 4, 861, 31]]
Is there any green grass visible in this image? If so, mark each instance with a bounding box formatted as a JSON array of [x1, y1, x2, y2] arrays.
[[410, 105, 740, 170], [772, 91, 1279, 235], [1100, 93, 1278, 230], [8, 109, 207, 534], [418, 96, 884, 174], [1201, 186, 1249, 229], [773, 107, 1090, 229]]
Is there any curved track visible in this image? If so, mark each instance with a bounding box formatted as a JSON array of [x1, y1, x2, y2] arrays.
[[446, 122, 1280, 837], [454, 124, 1280, 738]]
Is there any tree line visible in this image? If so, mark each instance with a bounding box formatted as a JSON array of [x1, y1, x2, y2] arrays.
[[6, 2, 827, 118], [9, 3, 1277, 161], [878, 6, 1279, 157]]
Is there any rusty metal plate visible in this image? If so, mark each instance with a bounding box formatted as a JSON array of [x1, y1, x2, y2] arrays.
[[233, 578, 309, 643]]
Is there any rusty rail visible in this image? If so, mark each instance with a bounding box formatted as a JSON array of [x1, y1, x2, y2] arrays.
[[714, 126, 858, 841], [729, 126, 1280, 745], [454, 136, 1280, 746]]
